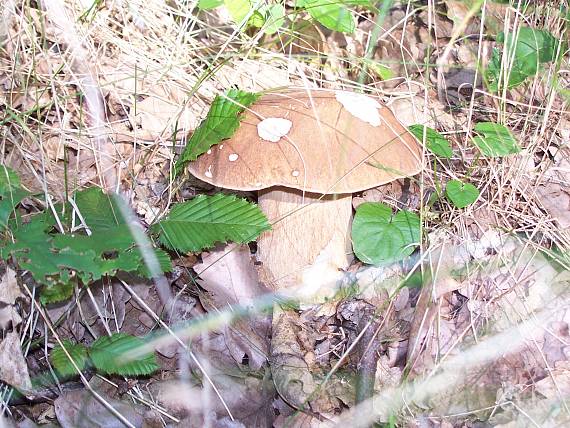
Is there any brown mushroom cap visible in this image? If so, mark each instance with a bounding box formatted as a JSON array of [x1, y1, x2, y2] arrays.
[[188, 89, 422, 194]]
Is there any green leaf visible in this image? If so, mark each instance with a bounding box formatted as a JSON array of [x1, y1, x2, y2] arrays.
[[73, 188, 126, 231], [362, 58, 394, 81], [50, 340, 89, 378], [224, 0, 253, 23], [472, 122, 520, 157], [262, 4, 286, 34], [89, 333, 159, 376], [156, 193, 270, 253], [1, 214, 63, 285], [0, 165, 29, 229], [0, 166, 21, 195], [248, 10, 266, 28], [352, 202, 420, 266], [486, 27, 561, 91], [198, 0, 223, 9], [446, 180, 480, 209], [298, 0, 355, 33], [137, 248, 173, 278], [408, 125, 453, 158], [174, 89, 260, 176], [1, 188, 169, 298], [0, 188, 29, 229], [41, 282, 75, 304]]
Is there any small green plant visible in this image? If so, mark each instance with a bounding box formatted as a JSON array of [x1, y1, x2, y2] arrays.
[[486, 26, 562, 91], [0, 167, 269, 303], [351, 202, 421, 266], [446, 179, 480, 209], [472, 122, 520, 157], [51, 333, 159, 378], [197, 0, 375, 34], [0, 185, 171, 303], [408, 125, 453, 159]]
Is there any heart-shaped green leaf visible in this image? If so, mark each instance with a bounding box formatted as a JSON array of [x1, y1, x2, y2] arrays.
[[485, 26, 561, 91], [297, 0, 355, 33], [352, 202, 420, 266], [408, 125, 453, 158], [472, 122, 520, 157], [446, 179, 479, 208]]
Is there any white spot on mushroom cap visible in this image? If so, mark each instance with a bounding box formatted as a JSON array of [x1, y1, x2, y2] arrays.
[[335, 91, 382, 127], [205, 165, 213, 178], [292, 170, 300, 177], [228, 153, 239, 162], [257, 118, 293, 142], [219, 144, 224, 150], [207, 149, 212, 155]]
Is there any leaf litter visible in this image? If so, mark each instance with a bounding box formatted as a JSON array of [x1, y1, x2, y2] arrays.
[[1, 0, 570, 427]]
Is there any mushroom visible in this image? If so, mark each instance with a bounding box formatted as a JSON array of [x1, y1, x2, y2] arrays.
[[188, 89, 422, 301]]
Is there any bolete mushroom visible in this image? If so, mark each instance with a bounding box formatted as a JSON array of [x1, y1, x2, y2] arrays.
[[188, 89, 422, 301]]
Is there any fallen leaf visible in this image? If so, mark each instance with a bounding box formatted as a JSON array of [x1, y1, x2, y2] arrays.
[[54, 388, 153, 428], [0, 331, 32, 393], [0, 305, 22, 330], [0, 268, 23, 305], [535, 367, 570, 399], [194, 244, 267, 309]]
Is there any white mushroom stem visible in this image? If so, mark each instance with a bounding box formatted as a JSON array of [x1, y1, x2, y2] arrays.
[[256, 186, 353, 302]]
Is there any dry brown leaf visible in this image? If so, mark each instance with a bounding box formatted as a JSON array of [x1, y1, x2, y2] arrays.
[[129, 85, 201, 141], [536, 184, 570, 228], [216, 60, 294, 92], [0, 268, 22, 305], [0, 306, 22, 330], [535, 367, 570, 400], [194, 244, 267, 309], [54, 388, 154, 428], [0, 331, 32, 393]]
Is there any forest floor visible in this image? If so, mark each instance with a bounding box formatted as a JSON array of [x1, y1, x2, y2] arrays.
[[1, 0, 570, 427]]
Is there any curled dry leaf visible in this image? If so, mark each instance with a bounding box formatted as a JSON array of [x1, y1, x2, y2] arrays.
[[194, 244, 267, 308], [194, 245, 270, 369]]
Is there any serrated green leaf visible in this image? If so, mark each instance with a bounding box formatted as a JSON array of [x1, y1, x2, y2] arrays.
[[40, 282, 75, 304], [137, 248, 172, 278], [50, 340, 89, 378], [446, 180, 479, 209], [198, 0, 223, 9], [298, 0, 355, 33], [89, 333, 159, 376], [1, 188, 169, 293], [472, 122, 520, 157], [352, 202, 420, 266], [175, 89, 260, 176], [157, 194, 270, 253], [408, 125, 453, 158]]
